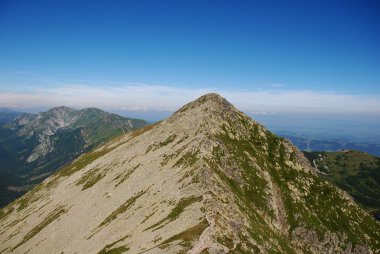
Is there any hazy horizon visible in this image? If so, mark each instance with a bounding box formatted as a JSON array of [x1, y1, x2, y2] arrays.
[[3, 100, 380, 144]]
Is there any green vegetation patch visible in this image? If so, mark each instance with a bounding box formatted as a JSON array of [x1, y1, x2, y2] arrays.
[[304, 150, 380, 218], [98, 246, 129, 254], [12, 206, 67, 251], [145, 196, 202, 231], [129, 122, 159, 139], [161, 153, 176, 166], [98, 234, 130, 254], [140, 210, 157, 224], [216, 235, 235, 249], [173, 151, 200, 168], [99, 190, 146, 228], [0, 206, 14, 225], [13, 181, 49, 213], [75, 167, 108, 190], [208, 115, 380, 251], [158, 134, 177, 147], [17, 197, 29, 212], [146, 134, 177, 154], [213, 132, 270, 215], [114, 164, 140, 187], [205, 157, 295, 253], [158, 219, 208, 250], [57, 147, 113, 178]]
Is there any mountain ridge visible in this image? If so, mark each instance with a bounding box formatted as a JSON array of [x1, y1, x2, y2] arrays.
[[0, 94, 379, 253], [0, 109, 23, 125]]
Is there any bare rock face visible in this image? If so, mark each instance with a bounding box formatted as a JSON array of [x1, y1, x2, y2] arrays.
[[0, 93, 379, 254], [10, 106, 146, 163]]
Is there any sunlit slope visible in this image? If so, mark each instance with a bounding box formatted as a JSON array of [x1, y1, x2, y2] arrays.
[[0, 94, 379, 254]]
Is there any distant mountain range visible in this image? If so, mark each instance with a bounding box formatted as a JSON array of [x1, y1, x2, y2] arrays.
[[281, 133, 380, 157], [304, 150, 380, 220], [0, 94, 378, 253], [0, 108, 23, 125], [0, 107, 148, 207]]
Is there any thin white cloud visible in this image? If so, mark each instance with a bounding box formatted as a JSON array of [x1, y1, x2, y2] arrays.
[[0, 84, 379, 115], [264, 83, 284, 88]]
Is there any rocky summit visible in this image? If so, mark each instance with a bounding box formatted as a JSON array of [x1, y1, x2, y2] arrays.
[[0, 94, 379, 254]]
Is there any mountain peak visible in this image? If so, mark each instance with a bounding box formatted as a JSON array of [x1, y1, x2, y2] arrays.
[[46, 106, 76, 115], [172, 93, 238, 124], [49, 106, 75, 111], [196, 92, 226, 102], [180, 93, 231, 110], [1, 95, 379, 253]]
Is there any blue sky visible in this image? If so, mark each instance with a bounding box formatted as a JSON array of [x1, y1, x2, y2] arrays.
[[0, 0, 380, 119]]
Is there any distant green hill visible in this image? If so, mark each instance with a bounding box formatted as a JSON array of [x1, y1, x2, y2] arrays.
[[304, 150, 380, 219], [0, 106, 148, 208]]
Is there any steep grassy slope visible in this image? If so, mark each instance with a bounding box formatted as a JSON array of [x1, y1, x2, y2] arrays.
[[0, 107, 147, 208], [304, 150, 380, 219], [0, 94, 379, 254]]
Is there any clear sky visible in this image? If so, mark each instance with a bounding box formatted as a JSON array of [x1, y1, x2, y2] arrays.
[[0, 0, 380, 118]]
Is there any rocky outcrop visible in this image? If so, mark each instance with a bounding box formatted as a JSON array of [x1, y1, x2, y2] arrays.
[[9, 106, 147, 162]]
